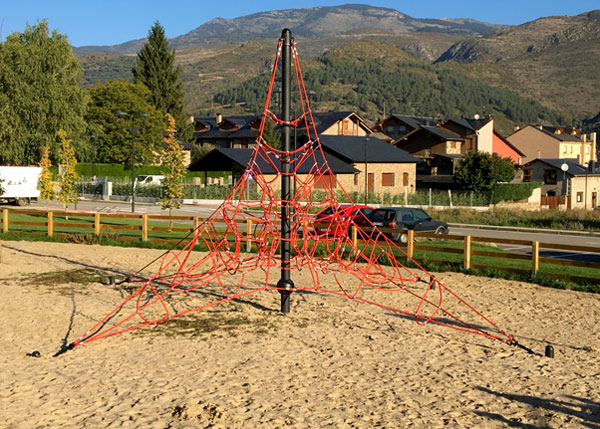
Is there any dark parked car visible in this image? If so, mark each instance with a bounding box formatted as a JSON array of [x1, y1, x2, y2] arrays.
[[360, 207, 448, 243], [314, 204, 374, 237]]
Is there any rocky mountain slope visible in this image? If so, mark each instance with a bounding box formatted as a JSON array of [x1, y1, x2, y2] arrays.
[[436, 10, 600, 116], [74, 4, 504, 56], [75, 5, 600, 128]]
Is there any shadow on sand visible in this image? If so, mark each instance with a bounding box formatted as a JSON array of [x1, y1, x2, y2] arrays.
[[474, 386, 600, 428]]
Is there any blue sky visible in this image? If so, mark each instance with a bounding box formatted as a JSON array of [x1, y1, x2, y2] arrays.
[[2, 1, 598, 47]]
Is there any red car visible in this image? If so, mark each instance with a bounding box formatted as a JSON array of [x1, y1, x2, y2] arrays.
[[313, 204, 374, 237]]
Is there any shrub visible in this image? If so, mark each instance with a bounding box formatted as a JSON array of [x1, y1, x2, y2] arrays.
[[492, 182, 541, 203]]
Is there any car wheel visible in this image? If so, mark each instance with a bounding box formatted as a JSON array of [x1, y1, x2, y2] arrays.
[[435, 226, 447, 235], [398, 233, 408, 244], [16, 198, 29, 206]]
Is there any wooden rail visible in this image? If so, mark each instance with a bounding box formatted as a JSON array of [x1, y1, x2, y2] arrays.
[[1, 208, 599, 285]]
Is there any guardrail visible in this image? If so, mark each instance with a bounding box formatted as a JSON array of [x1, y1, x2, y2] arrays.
[[1, 208, 599, 285]]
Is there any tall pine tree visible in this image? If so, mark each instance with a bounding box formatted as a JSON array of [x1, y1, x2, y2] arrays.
[[132, 21, 193, 141]]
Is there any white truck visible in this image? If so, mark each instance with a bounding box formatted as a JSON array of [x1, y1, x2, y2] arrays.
[[0, 166, 42, 206], [135, 175, 164, 187]]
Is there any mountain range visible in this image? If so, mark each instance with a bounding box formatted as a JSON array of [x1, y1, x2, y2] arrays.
[[73, 4, 505, 56], [75, 4, 600, 132]]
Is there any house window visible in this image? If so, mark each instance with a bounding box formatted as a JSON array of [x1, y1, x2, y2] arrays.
[[403, 172, 409, 186], [577, 192, 583, 202], [341, 120, 349, 135], [563, 145, 567, 153], [586, 147, 590, 154], [382, 173, 395, 186], [399, 125, 407, 133], [523, 169, 532, 182], [543, 169, 557, 185], [354, 173, 359, 186], [386, 126, 395, 133]]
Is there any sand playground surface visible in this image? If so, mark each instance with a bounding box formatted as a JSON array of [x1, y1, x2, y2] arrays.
[[0, 240, 599, 428]]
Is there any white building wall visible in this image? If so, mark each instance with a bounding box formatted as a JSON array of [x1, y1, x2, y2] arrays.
[[476, 120, 494, 153]]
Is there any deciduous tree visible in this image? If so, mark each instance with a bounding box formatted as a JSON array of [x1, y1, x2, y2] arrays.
[[0, 21, 87, 165], [86, 79, 163, 164], [160, 114, 185, 227], [37, 145, 56, 202], [454, 151, 515, 193], [56, 129, 80, 210]]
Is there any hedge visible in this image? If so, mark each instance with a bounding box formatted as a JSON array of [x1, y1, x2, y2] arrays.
[[50, 163, 230, 178], [492, 182, 541, 204]]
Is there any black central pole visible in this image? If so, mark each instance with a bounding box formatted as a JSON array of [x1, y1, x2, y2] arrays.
[[277, 28, 294, 313]]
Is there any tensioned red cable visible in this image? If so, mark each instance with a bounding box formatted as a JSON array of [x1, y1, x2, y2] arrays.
[[68, 34, 517, 350]]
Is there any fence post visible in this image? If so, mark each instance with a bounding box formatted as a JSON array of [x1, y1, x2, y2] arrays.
[[448, 190, 453, 209], [2, 209, 7, 233], [407, 229, 414, 259], [142, 214, 148, 242], [351, 225, 358, 249], [404, 188, 408, 206], [94, 213, 101, 236], [47, 211, 53, 237], [246, 218, 252, 252], [429, 188, 432, 207], [531, 241, 540, 278], [464, 235, 472, 270], [193, 216, 199, 231]]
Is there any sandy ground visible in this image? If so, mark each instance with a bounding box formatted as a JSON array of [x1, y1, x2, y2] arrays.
[[0, 240, 599, 428]]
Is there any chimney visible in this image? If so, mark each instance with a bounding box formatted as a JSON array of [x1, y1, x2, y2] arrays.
[[537, 150, 541, 158], [187, 115, 194, 124], [538, 125, 543, 130], [514, 125, 520, 131], [216, 113, 223, 124]]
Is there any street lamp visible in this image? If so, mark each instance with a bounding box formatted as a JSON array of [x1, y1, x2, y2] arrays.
[[117, 112, 149, 213], [89, 135, 96, 180], [561, 162, 569, 208]]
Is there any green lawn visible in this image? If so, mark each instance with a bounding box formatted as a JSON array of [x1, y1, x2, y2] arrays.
[[2, 211, 599, 291]]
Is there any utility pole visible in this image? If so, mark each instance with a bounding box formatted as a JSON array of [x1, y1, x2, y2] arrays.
[[364, 137, 369, 205]]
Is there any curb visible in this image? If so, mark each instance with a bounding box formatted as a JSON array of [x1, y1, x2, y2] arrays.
[[449, 223, 600, 238]]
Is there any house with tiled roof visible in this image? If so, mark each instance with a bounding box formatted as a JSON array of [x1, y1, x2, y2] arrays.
[[507, 125, 597, 166], [393, 125, 464, 175], [521, 158, 600, 209], [308, 111, 372, 137], [441, 117, 494, 153], [193, 111, 373, 149], [189, 135, 419, 195], [372, 114, 440, 142], [193, 114, 262, 149], [317, 135, 419, 195]]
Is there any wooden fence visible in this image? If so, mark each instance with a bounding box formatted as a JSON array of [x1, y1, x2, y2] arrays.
[[1, 208, 599, 285]]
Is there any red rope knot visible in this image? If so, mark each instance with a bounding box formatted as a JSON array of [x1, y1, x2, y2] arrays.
[[505, 334, 517, 346]]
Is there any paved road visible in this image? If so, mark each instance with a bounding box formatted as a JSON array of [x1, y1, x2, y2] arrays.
[[22, 199, 220, 219], [450, 226, 600, 263]]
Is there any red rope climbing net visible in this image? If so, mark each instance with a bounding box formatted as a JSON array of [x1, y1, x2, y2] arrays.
[[71, 36, 516, 350]]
